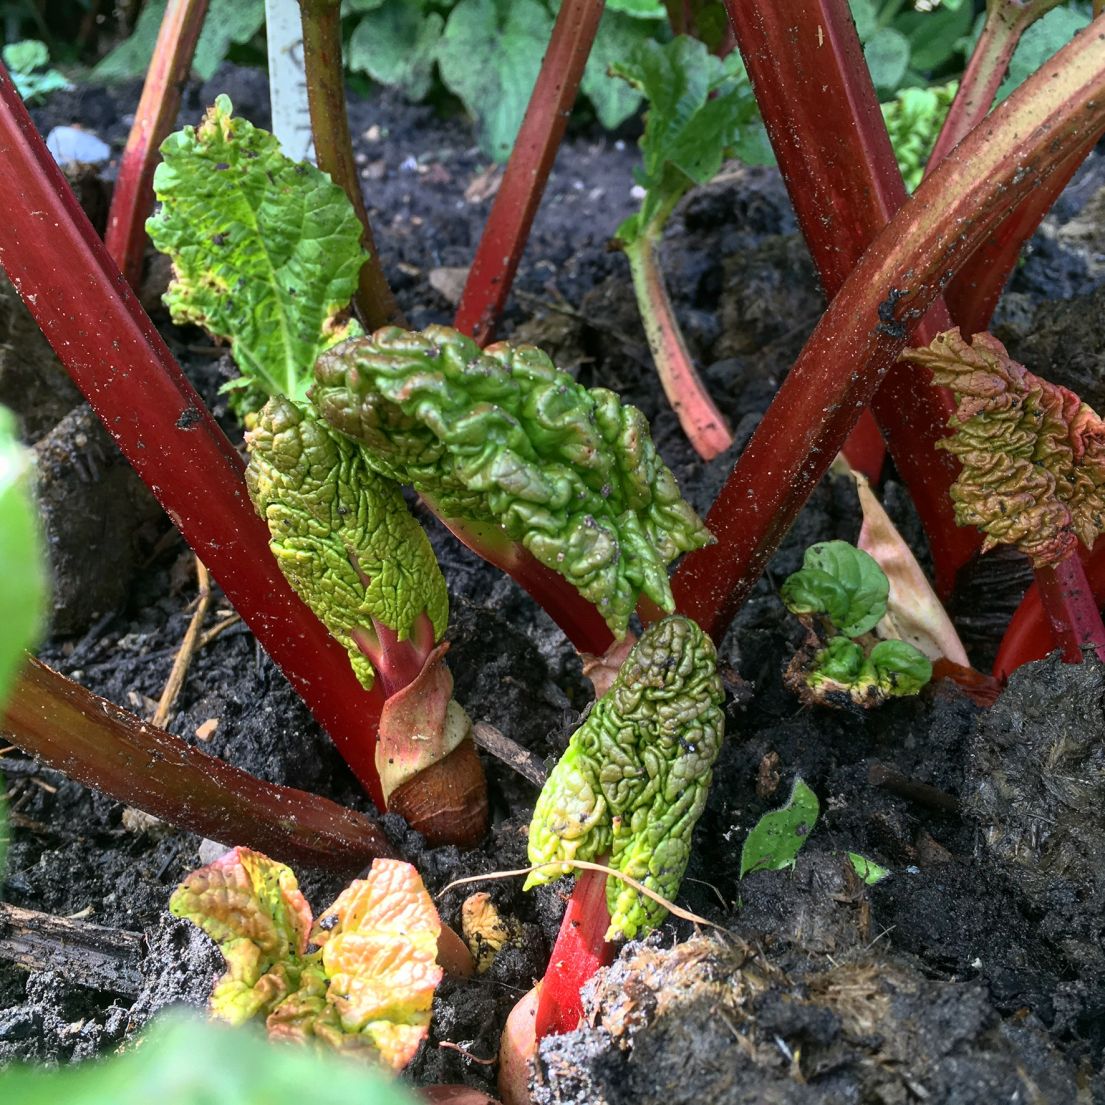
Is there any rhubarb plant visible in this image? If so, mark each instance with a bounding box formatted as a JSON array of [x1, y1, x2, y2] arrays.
[[147, 94, 366, 417], [170, 849, 442, 1066], [610, 35, 770, 461], [525, 615, 725, 940], [781, 541, 932, 707], [313, 325, 712, 638]]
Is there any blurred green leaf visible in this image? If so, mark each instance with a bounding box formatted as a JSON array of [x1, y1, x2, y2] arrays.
[[863, 26, 910, 93], [347, 0, 444, 101], [848, 852, 889, 884], [996, 5, 1092, 103], [740, 778, 820, 878], [0, 1013, 419, 1104]]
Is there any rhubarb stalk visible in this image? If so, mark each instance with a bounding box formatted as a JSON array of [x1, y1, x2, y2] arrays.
[[454, 0, 605, 345], [1, 658, 396, 872], [671, 15, 1105, 642], [722, 0, 977, 595], [0, 65, 388, 804], [104, 0, 209, 288], [297, 0, 404, 330]]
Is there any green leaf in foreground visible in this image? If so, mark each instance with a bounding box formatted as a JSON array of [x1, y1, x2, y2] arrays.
[[0, 1013, 418, 1105], [313, 326, 712, 638], [740, 778, 820, 878], [148, 95, 367, 416], [848, 852, 890, 885], [0, 406, 47, 708], [525, 616, 725, 940], [781, 540, 889, 638]]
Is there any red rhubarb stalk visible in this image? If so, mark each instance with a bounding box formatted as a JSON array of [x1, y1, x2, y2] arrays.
[[454, 0, 605, 345], [534, 866, 615, 1037], [671, 15, 1105, 641], [926, 0, 1066, 171], [104, 0, 209, 288], [0, 65, 388, 806], [1, 658, 397, 873], [1033, 555, 1105, 663], [298, 0, 404, 330], [723, 0, 978, 595], [623, 229, 733, 460], [423, 497, 615, 657]]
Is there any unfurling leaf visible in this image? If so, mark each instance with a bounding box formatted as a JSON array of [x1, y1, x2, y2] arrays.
[[314, 326, 711, 637], [148, 95, 367, 415], [171, 851, 442, 1068], [781, 540, 889, 637], [903, 329, 1105, 567], [525, 616, 725, 940], [740, 778, 819, 877], [245, 397, 447, 691]]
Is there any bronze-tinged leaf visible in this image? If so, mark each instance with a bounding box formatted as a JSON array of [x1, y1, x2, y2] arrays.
[[903, 329, 1105, 567]]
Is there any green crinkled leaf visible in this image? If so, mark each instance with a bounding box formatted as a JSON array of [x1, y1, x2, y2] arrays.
[[782, 540, 889, 637], [169, 847, 314, 1026], [606, 0, 666, 16], [313, 326, 711, 637], [881, 81, 957, 192], [148, 95, 367, 416], [347, 1, 444, 102], [2, 40, 70, 103], [809, 636, 866, 688], [848, 852, 890, 885], [526, 616, 725, 940], [1, 1012, 420, 1105], [436, 0, 552, 162], [93, 0, 265, 82], [612, 36, 769, 240], [0, 407, 47, 708], [245, 397, 448, 689], [863, 639, 932, 697], [740, 778, 819, 878]]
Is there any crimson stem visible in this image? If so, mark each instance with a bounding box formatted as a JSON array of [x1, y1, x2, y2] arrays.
[[298, 0, 404, 330], [722, 0, 978, 597], [622, 227, 733, 461], [0, 65, 388, 807], [104, 0, 208, 289], [1, 658, 397, 873], [454, 0, 604, 346], [671, 14, 1105, 642]]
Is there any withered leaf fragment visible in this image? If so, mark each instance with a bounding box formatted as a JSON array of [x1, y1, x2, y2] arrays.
[[903, 329, 1105, 567]]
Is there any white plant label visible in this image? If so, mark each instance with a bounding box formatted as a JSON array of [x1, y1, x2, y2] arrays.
[[265, 0, 315, 163]]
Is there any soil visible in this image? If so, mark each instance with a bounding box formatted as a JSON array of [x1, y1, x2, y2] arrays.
[[2, 64, 1105, 1104]]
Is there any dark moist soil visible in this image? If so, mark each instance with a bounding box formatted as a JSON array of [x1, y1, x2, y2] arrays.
[[3, 66, 1105, 1103]]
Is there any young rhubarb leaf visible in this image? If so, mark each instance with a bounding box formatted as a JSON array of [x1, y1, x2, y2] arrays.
[[863, 639, 933, 697], [0, 406, 46, 707], [169, 846, 313, 1026], [612, 35, 769, 250], [781, 540, 889, 638], [525, 615, 725, 940], [880, 81, 957, 191], [245, 396, 448, 692], [903, 329, 1105, 568], [313, 326, 711, 637], [171, 851, 443, 1068], [148, 95, 367, 415], [739, 778, 819, 878]]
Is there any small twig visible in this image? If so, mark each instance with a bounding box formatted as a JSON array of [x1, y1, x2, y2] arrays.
[[152, 556, 212, 729], [471, 721, 547, 786], [438, 860, 723, 932], [197, 612, 242, 650], [867, 762, 960, 815], [437, 1041, 497, 1066]]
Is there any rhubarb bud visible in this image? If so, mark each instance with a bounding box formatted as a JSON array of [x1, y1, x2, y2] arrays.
[[903, 329, 1105, 567], [525, 615, 725, 940], [313, 326, 711, 638], [245, 396, 448, 692]]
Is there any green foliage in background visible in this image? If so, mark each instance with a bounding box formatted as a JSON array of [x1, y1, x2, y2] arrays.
[[2, 38, 70, 102], [0, 1014, 419, 1104]]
